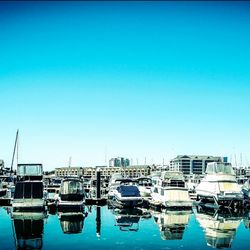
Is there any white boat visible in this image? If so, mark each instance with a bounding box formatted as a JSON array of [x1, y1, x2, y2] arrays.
[[113, 183, 143, 208], [57, 178, 85, 211], [196, 162, 243, 208], [242, 178, 250, 199], [136, 177, 152, 198], [108, 173, 123, 198], [12, 164, 46, 211], [151, 171, 193, 208]]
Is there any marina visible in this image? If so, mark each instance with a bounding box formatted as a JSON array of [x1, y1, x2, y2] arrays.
[[1, 205, 250, 250]]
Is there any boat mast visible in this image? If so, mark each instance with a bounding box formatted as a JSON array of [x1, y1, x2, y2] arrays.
[[11, 129, 19, 173]]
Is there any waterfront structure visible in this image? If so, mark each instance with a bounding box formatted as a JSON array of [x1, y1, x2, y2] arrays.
[[82, 165, 151, 179], [55, 167, 84, 177], [109, 157, 130, 167], [170, 155, 227, 175]]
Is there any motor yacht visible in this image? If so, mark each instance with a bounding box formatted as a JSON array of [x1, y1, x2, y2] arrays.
[[151, 171, 193, 208], [12, 164, 45, 211], [195, 162, 243, 208], [113, 181, 143, 208], [57, 178, 85, 211]]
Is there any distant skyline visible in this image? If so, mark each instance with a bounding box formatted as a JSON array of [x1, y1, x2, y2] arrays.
[[0, 1, 250, 170]]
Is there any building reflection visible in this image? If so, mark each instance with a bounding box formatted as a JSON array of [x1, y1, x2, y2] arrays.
[[151, 209, 191, 240], [12, 211, 46, 250], [112, 207, 151, 232], [196, 207, 242, 248], [59, 211, 87, 234]]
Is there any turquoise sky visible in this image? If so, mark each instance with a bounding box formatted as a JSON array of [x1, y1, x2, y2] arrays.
[[0, 1, 250, 170]]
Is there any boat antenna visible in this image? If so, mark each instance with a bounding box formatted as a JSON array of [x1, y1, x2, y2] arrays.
[[10, 129, 19, 173]]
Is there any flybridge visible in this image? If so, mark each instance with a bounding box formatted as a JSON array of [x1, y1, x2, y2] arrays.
[[17, 164, 43, 181]]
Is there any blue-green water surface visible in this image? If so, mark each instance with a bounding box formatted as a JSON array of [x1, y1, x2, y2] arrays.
[[1, 206, 250, 250]]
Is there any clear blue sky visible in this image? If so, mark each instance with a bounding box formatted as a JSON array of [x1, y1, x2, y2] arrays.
[[0, 1, 250, 170]]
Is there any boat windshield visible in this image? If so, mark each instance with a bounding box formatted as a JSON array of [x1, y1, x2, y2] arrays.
[[61, 180, 83, 195], [17, 164, 43, 176], [206, 163, 235, 175]]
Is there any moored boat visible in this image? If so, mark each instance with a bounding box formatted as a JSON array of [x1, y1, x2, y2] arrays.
[[151, 171, 193, 208], [196, 162, 243, 208], [57, 178, 85, 211]]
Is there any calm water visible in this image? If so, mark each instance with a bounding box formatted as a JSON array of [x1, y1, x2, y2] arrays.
[[1, 205, 250, 250]]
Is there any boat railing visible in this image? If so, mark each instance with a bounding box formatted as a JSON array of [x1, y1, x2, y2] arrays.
[[162, 180, 185, 188]]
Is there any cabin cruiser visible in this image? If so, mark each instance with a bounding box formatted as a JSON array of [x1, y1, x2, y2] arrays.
[[196, 162, 243, 208], [12, 164, 45, 211], [135, 177, 152, 198], [195, 206, 241, 248], [108, 173, 124, 198], [113, 181, 143, 208], [242, 178, 250, 199], [151, 209, 191, 240], [45, 186, 60, 207], [57, 178, 85, 211], [151, 171, 193, 208]]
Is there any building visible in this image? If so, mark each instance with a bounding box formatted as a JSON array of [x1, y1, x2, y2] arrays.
[[109, 157, 130, 167], [82, 165, 151, 179], [55, 167, 84, 177], [170, 155, 227, 175]]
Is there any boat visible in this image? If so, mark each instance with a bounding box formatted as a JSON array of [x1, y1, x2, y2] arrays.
[[12, 164, 45, 211], [195, 206, 241, 249], [107, 173, 124, 198], [135, 177, 152, 198], [151, 209, 191, 240], [57, 178, 85, 211], [151, 171, 193, 208], [112, 181, 143, 208], [195, 162, 243, 208], [241, 178, 250, 199]]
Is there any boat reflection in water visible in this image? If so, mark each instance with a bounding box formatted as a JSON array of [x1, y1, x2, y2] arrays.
[[112, 207, 151, 232], [59, 211, 87, 234], [12, 211, 46, 250], [195, 207, 242, 248], [151, 209, 191, 240]]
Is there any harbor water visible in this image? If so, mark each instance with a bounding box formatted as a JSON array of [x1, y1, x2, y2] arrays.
[[1, 206, 250, 250]]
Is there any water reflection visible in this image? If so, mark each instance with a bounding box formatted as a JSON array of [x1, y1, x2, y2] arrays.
[[151, 209, 191, 240], [112, 207, 151, 232], [58, 211, 87, 234], [12, 212, 46, 250], [196, 207, 242, 248]]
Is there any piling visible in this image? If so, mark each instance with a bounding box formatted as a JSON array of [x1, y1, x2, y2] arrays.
[[96, 168, 101, 199]]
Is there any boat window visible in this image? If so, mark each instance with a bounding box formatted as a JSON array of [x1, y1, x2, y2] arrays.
[[154, 187, 158, 193], [32, 182, 43, 198], [24, 182, 32, 198], [161, 189, 164, 196], [206, 163, 235, 175], [14, 183, 24, 199]]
